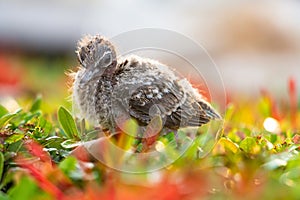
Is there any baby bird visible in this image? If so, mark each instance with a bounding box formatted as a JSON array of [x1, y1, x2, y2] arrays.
[[72, 35, 221, 138]]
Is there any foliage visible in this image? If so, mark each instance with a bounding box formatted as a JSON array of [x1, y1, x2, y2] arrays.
[[0, 80, 299, 200]]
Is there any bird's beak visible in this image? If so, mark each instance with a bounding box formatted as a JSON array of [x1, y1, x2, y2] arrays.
[[79, 69, 103, 85], [80, 70, 93, 85]]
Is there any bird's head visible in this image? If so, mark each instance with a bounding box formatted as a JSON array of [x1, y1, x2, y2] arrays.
[[76, 35, 117, 84]]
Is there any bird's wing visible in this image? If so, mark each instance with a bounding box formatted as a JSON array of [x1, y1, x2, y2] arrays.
[[165, 98, 220, 129], [128, 81, 186, 125], [129, 82, 221, 129]]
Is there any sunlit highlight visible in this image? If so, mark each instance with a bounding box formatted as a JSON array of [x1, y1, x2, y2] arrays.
[[263, 117, 280, 133]]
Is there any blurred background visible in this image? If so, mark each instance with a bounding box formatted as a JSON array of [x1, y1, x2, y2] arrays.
[[0, 0, 300, 109]]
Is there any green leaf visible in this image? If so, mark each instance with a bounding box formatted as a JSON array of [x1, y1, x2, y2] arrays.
[[163, 132, 175, 142], [224, 103, 235, 121], [29, 95, 42, 112], [263, 158, 288, 170], [227, 128, 241, 143], [135, 143, 144, 153], [0, 191, 9, 200], [0, 168, 14, 191], [122, 118, 138, 137], [240, 137, 260, 154], [8, 176, 39, 200], [23, 111, 41, 124], [5, 134, 24, 144], [59, 156, 77, 174], [0, 113, 17, 128], [280, 167, 300, 187], [82, 130, 100, 142], [58, 106, 79, 139], [117, 119, 137, 150], [61, 139, 81, 149], [39, 117, 52, 134], [42, 136, 65, 148], [258, 97, 271, 117], [0, 105, 8, 118], [270, 134, 278, 143], [214, 137, 239, 153], [0, 152, 4, 182], [7, 140, 23, 153], [59, 156, 88, 182], [160, 132, 177, 148]]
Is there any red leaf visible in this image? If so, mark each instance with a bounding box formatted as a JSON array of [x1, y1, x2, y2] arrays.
[[16, 156, 64, 199], [288, 77, 297, 129]]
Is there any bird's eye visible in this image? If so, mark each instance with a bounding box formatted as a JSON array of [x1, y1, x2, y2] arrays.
[[79, 52, 85, 65], [77, 47, 89, 66]]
